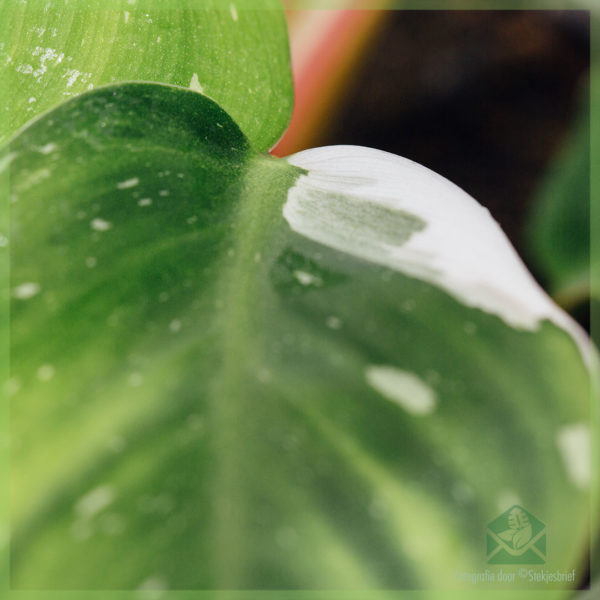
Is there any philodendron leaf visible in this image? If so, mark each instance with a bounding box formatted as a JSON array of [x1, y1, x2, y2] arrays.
[[526, 91, 590, 306], [0, 0, 292, 151], [5, 83, 595, 594]]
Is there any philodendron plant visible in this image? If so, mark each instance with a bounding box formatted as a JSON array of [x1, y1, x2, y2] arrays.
[[0, 0, 597, 597]]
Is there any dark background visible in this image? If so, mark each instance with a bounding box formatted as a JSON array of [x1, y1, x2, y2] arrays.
[[318, 10, 590, 325]]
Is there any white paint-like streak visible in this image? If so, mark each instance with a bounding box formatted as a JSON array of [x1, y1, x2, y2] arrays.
[[13, 282, 41, 300], [37, 142, 57, 154], [137, 575, 168, 593], [0, 152, 16, 173], [365, 365, 437, 416], [556, 423, 590, 489], [117, 177, 139, 189], [75, 485, 115, 518], [17, 167, 51, 190], [293, 270, 321, 286], [65, 68, 82, 87], [230, 4, 239, 21], [189, 72, 203, 93], [36, 364, 55, 381], [284, 146, 589, 362], [91, 218, 112, 232]]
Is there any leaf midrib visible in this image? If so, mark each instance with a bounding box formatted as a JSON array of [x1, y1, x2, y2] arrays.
[[208, 153, 303, 587]]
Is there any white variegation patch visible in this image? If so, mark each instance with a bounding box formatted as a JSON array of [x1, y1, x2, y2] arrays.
[[556, 423, 590, 489], [365, 365, 437, 416], [285, 146, 589, 361]]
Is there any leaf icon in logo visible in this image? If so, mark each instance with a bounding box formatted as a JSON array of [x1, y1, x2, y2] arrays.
[[506, 507, 533, 549], [498, 529, 516, 543], [513, 525, 533, 549]]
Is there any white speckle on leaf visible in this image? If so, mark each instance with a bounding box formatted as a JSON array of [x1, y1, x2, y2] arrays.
[[156, 36, 161, 43], [293, 270, 321, 286], [169, 319, 181, 333], [28, 96, 36, 103], [257, 368, 271, 383], [138, 198, 152, 207], [556, 423, 590, 489], [29, 46, 59, 81], [230, 4, 238, 21], [36, 364, 55, 381], [326, 316, 342, 329], [285, 146, 590, 362], [85, 256, 97, 268], [13, 282, 41, 299], [186, 216, 198, 225], [64, 68, 81, 87], [368, 496, 389, 520], [189, 72, 203, 93], [159, 189, 169, 197], [402, 299, 415, 312], [0, 152, 16, 173], [117, 177, 139, 189], [124, 10, 130, 23], [16, 63, 33, 75], [127, 372, 143, 387], [75, 485, 115, 518], [365, 365, 437, 416], [107, 435, 126, 453], [5, 378, 22, 396], [275, 527, 297, 549], [37, 142, 57, 154], [463, 321, 477, 335], [0, 233, 8, 248], [91, 218, 111, 231], [18, 167, 51, 190], [137, 575, 168, 594]]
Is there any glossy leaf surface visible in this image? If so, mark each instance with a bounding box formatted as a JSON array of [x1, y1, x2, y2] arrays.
[[5, 83, 595, 594], [0, 0, 293, 151]]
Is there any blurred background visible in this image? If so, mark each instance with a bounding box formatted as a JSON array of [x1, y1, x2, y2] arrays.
[[274, 7, 592, 337]]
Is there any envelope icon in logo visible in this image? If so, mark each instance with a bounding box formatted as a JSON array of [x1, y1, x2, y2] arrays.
[[487, 505, 546, 564]]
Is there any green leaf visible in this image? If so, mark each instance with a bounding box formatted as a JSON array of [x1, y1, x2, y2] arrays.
[[0, 0, 292, 151], [5, 83, 595, 593], [526, 85, 590, 307]]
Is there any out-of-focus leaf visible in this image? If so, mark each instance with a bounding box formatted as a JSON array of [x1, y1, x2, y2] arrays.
[[526, 87, 590, 307], [4, 83, 594, 593], [0, 0, 292, 151]]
